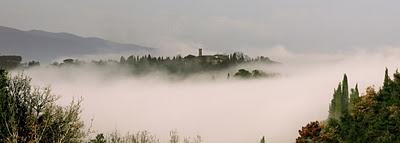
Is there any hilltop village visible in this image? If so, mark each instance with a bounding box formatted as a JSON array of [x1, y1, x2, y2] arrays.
[[70, 49, 276, 75], [0, 49, 278, 78]]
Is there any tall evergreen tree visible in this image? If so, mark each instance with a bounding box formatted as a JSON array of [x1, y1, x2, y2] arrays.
[[120, 56, 126, 64], [384, 68, 391, 87], [349, 84, 359, 112], [328, 88, 336, 120], [127, 56, 134, 64], [329, 74, 352, 121], [260, 136, 266, 143], [350, 84, 359, 100], [329, 83, 342, 120], [335, 83, 342, 120], [341, 74, 349, 115]]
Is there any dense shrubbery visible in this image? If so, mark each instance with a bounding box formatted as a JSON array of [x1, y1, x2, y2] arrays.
[[0, 69, 85, 142], [297, 69, 400, 143]]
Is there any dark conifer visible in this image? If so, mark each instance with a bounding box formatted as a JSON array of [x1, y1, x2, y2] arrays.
[[341, 74, 349, 115]]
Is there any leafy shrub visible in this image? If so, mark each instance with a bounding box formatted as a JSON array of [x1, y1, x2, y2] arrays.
[[0, 69, 85, 142]]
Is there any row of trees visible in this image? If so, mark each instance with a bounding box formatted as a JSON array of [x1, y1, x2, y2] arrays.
[[49, 52, 276, 76], [0, 55, 40, 70], [118, 52, 272, 66], [117, 52, 274, 75], [0, 56, 22, 69], [297, 69, 400, 143]]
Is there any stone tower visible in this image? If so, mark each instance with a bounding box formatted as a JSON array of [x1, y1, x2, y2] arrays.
[[198, 48, 203, 57]]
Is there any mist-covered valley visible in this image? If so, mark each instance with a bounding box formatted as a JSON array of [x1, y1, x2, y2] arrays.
[[2, 1, 400, 142], [8, 47, 400, 143]]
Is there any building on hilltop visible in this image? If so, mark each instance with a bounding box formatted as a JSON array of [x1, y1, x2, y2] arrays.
[[184, 49, 229, 65]]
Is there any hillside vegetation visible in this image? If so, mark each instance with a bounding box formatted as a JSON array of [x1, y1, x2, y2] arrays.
[[297, 69, 400, 143]]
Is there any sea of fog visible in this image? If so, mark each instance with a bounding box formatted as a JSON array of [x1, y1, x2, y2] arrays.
[[16, 47, 400, 143]]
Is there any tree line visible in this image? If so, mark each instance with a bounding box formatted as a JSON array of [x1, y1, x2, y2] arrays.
[[51, 52, 276, 76]]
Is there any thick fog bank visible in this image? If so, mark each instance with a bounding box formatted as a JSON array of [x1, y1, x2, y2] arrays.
[[18, 48, 400, 143]]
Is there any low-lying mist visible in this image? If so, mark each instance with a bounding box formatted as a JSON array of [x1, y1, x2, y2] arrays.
[[14, 47, 400, 143]]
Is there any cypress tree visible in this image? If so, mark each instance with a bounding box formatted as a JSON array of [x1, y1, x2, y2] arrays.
[[381, 68, 394, 100], [329, 74, 353, 121], [394, 69, 400, 85], [341, 74, 349, 115], [349, 84, 360, 112], [119, 56, 126, 64], [127, 56, 134, 64], [329, 88, 337, 120], [350, 84, 359, 101], [384, 68, 391, 87], [329, 83, 342, 120], [335, 83, 342, 120], [260, 136, 266, 143]]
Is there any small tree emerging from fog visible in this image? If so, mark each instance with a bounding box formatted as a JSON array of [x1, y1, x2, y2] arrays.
[[234, 69, 252, 79], [233, 69, 277, 79], [260, 136, 266, 143]]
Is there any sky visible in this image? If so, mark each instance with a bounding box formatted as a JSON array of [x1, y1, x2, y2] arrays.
[[1, 0, 400, 54]]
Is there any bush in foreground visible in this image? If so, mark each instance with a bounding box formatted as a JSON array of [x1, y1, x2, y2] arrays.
[[0, 69, 85, 142]]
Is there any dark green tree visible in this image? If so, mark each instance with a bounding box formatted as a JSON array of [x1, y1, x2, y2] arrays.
[[384, 68, 391, 88], [234, 69, 252, 79], [329, 74, 354, 121], [349, 84, 360, 112], [120, 56, 126, 64], [329, 83, 342, 121], [252, 70, 266, 78], [341, 74, 349, 115], [127, 56, 135, 64], [260, 136, 266, 143]]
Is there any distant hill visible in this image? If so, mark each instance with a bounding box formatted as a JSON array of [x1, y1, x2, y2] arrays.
[[0, 26, 155, 62]]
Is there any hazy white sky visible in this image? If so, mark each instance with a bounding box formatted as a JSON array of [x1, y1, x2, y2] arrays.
[[1, 0, 400, 53]]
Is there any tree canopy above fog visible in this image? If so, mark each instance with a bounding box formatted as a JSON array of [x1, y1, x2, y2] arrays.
[[297, 69, 400, 143]]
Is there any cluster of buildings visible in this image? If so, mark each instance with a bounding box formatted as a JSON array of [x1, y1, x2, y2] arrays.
[[184, 49, 229, 65]]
